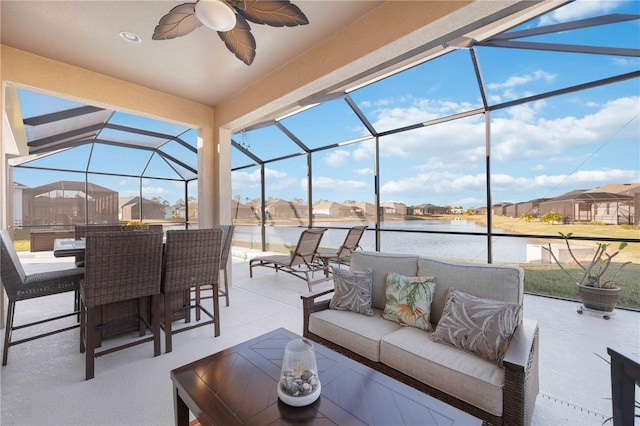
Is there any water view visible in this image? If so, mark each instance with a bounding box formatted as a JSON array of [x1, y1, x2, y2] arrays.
[[234, 219, 539, 264]]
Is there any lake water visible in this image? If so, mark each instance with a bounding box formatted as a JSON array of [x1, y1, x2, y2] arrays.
[[233, 219, 540, 263]]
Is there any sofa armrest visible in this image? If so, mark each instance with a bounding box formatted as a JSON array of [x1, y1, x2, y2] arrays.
[[502, 318, 540, 426], [301, 288, 335, 338]]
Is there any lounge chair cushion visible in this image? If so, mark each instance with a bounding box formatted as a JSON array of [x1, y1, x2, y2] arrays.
[[431, 288, 521, 363], [308, 308, 402, 362], [329, 267, 373, 316], [382, 273, 436, 331]]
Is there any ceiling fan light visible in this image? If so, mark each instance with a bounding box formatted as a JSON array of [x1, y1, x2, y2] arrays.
[[195, 0, 236, 32]]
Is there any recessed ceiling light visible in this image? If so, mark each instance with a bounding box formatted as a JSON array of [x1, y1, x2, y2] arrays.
[[119, 31, 142, 44]]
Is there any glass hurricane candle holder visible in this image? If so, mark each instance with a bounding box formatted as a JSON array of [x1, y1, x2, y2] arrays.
[[277, 338, 321, 406]]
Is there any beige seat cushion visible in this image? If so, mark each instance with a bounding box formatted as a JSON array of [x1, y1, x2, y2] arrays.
[[380, 326, 505, 416], [309, 308, 402, 362]]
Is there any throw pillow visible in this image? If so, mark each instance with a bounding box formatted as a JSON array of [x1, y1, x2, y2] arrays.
[[382, 272, 436, 331], [329, 268, 374, 316], [431, 288, 521, 363]]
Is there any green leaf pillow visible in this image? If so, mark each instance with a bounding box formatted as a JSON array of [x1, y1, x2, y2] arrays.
[[382, 272, 436, 331]]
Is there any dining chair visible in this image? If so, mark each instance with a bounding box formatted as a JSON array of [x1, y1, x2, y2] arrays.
[[79, 231, 163, 380], [1, 229, 84, 366], [73, 225, 124, 267], [194, 225, 234, 311], [161, 228, 222, 353]]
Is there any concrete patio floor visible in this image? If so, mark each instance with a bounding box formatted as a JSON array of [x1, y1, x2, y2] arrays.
[[1, 249, 638, 425]]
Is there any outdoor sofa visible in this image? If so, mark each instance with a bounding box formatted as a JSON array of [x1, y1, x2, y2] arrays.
[[302, 250, 539, 426]]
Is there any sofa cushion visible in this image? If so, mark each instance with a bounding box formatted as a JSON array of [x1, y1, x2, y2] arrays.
[[380, 326, 504, 417], [350, 251, 419, 310], [309, 308, 402, 362], [329, 267, 373, 316], [382, 273, 436, 331], [417, 257, 523, 324], [431, 288, 521, 363]]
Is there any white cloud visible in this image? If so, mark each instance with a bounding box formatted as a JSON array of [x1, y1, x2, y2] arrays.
[[381, 171, 486, 197], [306, 176, 368, 191], [378, 167, 639, 206], [452, 197, 484, 207], [141, 186, 169, 196], [487, 70, 556, 100], [488, 70, 556, 91], [532, 169, 640, 187], [539, 0, 623, 25], [532, 164, 546, 171], [323, 149, 350, 167], [491, 96, 640, 162], [355, 168, 374, 176], [232, 167, 296, 192], [353, 139, 375, 161], [231, 169, 262, 189]]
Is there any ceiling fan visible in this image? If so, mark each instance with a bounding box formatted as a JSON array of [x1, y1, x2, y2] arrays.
[[153, 0, 309, 66]]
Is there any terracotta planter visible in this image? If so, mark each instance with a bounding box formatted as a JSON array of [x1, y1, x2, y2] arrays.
[[577, 284, 620, 312]]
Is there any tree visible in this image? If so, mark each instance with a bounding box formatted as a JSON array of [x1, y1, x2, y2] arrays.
[[291, 197, 305, 205]]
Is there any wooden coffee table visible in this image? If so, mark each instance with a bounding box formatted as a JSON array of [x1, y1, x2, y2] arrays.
[[170, 328, 481, 425]]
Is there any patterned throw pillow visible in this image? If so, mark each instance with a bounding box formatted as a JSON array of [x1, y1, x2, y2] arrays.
[[329, 268, 374, 316], [431, 288, 521, 363], [382, 272, 436, 331]]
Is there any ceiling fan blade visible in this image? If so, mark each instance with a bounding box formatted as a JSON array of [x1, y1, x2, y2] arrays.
[[152, 3, 203, 40], [237, 0, 309, 27], [218, 14, 256, 65]]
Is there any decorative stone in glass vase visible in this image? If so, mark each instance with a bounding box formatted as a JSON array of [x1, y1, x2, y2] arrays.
[[278, 338, 321, 407]]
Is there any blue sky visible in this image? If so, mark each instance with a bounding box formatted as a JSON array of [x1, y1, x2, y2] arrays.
[[12, 0, 640, 209], [231, 0, 640, 208]]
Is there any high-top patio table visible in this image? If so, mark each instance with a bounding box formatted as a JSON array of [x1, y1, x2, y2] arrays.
[[53, 238, 86, 258], [170, 327, 481, 426], [54, 237, 187, 339]]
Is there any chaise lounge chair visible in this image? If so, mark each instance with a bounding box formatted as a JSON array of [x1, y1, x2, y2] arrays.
[[317, 225, 367, 268], [249, 228, 329, 291]]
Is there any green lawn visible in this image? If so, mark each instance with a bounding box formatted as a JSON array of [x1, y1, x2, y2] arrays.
[[521, 263, 640, 310]]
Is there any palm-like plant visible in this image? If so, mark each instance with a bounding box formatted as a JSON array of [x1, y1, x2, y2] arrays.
[[542, 232, 630, 288]]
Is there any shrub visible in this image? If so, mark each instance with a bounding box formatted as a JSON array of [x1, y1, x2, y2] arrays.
[[520, 213, 535, 222], [540, 212, 564, 224]]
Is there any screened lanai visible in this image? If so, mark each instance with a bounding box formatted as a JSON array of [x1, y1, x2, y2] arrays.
[[5, 1, 639, 308], [229, 2, 639, 308], [9, 92, 199, 239]]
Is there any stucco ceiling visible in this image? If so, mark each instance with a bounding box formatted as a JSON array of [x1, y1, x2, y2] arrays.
[[1, 1, 384, 106]]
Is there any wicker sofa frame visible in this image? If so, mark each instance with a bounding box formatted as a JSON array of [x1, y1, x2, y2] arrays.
[[302, 287, 540, 426]]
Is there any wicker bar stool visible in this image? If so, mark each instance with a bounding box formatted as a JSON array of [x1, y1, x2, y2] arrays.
[[73, 224, 125, 267], [79, 231, 163, 380], [161, 228, 222, 354], [1, 229, 84, 366], [193, 225, 234, 313]]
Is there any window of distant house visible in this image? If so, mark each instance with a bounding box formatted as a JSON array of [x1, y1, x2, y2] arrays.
[[606, 203, 610, 215]]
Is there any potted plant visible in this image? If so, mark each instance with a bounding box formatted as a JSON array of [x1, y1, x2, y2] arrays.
[[542, 232, 630, 318]]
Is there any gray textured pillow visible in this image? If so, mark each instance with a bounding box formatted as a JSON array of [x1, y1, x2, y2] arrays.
[[329, 268, 373, 316], [431, 288, 521, 363]]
